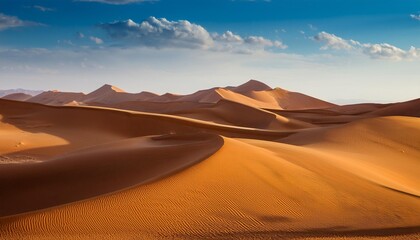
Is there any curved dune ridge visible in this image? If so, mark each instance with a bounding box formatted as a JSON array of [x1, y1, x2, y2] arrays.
[[0, 80, 420, 239], [23, 80, 337, 110], [91, 99, 314, 130], [0, 133, 223, 217], [0, 129, 419, 239]]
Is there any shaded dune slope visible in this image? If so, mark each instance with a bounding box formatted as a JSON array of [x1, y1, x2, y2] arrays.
[[0, 99, 296, 144], [25, 80, 337, 111], [28, 91, 85, 105], [279, 116, 420, 197], [266, 98, 420, 126], [91, 99, 314, 130], [0, 89, 419, 239], [0, 124, 419, 238], [0, 133, 223, 217]]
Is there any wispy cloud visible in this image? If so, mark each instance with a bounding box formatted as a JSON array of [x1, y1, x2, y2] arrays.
[[99, 17, 286, 53], [0, 13, 43, 31], [313, 32, 354, 50], [89, 36, 104, 44], [213, 31, 287, 50], [313, 31, 420, 61], [410, 14, 420, 21], [76, 32, 85, 39], [33, 5, 55, 12], [76, 0, 158, 4]]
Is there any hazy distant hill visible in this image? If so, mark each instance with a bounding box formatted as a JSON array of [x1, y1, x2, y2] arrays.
[[0, 89, 43, 98]]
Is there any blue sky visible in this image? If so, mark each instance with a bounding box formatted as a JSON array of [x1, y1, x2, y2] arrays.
[[1, 0, 420, 103]]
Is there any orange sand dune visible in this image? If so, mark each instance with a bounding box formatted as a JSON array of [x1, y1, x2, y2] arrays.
[[226, 79, 272, 92], [175, 99, 314, 130], [23, 80, 336, 111], [91, 99, 314, 130], [328, 103, 388, 115], [239, 87, 336, 110], [1, 118, 419, 239], [0, 133, 223, 217], [151, 80, 335, 110], [27, 91, 85, 105], [280, 116, 420, 196], [0, 99, 295, 142], [266, 98, 420, 126], [369, 98, 420, 117], [0, 82, 419, 239], [90, 100, 213, 114], [82, 84, 158, 104]]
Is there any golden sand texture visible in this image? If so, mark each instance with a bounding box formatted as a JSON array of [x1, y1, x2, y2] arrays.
[[0, 81, 419, 239]]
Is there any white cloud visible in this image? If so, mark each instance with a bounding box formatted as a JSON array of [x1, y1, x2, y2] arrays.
[[100, 17, 214, 49], [2, 46, 419, 104], [410, 14, 420, 21], [308, 24, 317, 31], [213, 31, 243, 43], [244, 36, 287, 49], [58, 40, 75, 46], [89, 36, 104, 44], [212, 31, 287, 51], [0, 13, 42, 31], [99, 17, 287, 53], [76, 0, 157, 4], [361, 43, 420, 61], [33, 5, 55, 12], [313, 31, 420, 61], [313, 31, 353, 50]]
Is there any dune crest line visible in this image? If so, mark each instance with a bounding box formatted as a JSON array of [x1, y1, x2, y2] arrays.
[[0, 133, 224, 217]]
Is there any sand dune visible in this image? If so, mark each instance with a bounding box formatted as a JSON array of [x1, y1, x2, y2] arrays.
[[369, 98, 420, 117], [0, 133, 223, 217], [174, 99, 314, 130], [27, 91, 85, 105], [0, 81, 419, 239], [227, 79, 272, 92], [1, 122, 419, 239], [265, 98, 420, 127], [91, 99, 314, 130], [279, 116, 420, 196], [82, 84, 157, 104], [22, 80, 336, 111], [240, 87, 336, 110]]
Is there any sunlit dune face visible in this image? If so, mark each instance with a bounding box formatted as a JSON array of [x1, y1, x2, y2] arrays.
[[0, 79, 419, 239], [0, 120, 69, 160]]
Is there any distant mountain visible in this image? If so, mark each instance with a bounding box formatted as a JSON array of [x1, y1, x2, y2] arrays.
[[226, 79, 272, 93], [2, 93, 33, 101], [28, 91, 86, 105], [20, 80, 337, 110], [0, 89, 43, 98], [82, 84, 156, 104]]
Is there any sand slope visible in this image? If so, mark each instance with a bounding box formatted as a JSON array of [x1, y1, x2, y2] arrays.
[[27, 91, 85, 105], [0, 83, 419, 239], [23, 80, 336, 111], [0, 133, 223, 217], [91, 99, 314, 130], [1, 120, 419, 238]]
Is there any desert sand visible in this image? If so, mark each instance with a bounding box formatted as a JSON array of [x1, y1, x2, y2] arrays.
[[0, 80, 419, 239]]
